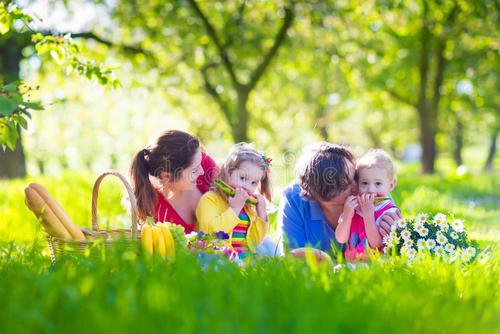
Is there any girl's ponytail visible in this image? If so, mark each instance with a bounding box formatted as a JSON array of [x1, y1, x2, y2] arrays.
[[130, 149, 156, 221]]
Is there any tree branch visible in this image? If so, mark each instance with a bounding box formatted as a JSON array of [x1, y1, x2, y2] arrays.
[[386, 88, 417, 108], [200, 62, 233, 127], [246, 3, 295, 92], [431, 4, 459, 115], [187, 0, 240, 88], [70, 32, 153, 58], [222, 0, 247, 49]]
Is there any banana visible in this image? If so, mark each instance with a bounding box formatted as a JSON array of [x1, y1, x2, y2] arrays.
[[141, 224, 154, 255], [152, 226, 166, 258], [28, 183, 85, 240], [158, 223, 175, 260], [24, 187, 72, 239]]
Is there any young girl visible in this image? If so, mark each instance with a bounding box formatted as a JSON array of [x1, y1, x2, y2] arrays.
[[335, 149, 399, 261], [196, 143, 272, 258]]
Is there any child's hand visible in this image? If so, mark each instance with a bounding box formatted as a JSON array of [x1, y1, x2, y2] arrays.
[[358, 193, 375, 218], [343, 195, 358, 218], [228, 188, 249, 212], [253, 193, 268, 222]]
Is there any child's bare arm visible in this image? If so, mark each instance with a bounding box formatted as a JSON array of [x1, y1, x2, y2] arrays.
[[359, 194, 383, 248], [335, 196, 357, 243]]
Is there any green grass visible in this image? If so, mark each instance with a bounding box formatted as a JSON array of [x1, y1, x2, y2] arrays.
[[0, 165, 499, 333]]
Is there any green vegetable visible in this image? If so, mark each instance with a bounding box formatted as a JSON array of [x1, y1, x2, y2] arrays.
[[374, 197, 391, 204], [214, 179, 259, 205]]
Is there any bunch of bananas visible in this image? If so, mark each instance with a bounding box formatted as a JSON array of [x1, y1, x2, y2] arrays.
[[141, 222, 175, 260]]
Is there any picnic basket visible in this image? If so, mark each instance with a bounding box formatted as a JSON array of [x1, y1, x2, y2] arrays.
[[46, 171, 140, 264]]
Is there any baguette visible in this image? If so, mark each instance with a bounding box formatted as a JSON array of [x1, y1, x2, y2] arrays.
[[28, 183, 85, 241], [24, 187, 72, 239]]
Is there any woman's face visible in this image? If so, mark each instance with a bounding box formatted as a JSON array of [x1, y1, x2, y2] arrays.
[[163, 148, 204, 192]]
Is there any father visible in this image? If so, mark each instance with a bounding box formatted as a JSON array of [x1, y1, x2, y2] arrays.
[[277, 142, 400, 253]]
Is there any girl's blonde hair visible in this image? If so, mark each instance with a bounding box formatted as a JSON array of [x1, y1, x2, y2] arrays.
[[216, 142, 273, 202], [356, 149, 396, 180]]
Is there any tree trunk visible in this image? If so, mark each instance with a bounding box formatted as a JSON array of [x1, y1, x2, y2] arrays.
[[0, 130, 26, 178], [232, 90, 249, 142], [484, 127, 498, 172], [0, 37, 27, 179], [418, 107, 436, 174], [417, 2, 435, 174], [453, 116, 464, 166]]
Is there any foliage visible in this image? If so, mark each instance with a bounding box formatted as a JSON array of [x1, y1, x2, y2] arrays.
[[0, 1, 120, 150]]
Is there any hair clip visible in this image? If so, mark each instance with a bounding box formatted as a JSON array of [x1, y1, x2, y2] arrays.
[[262, 153, 272, 173]]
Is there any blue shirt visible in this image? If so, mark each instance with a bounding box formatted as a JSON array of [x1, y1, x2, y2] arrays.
[[277, 183, 343, 252]]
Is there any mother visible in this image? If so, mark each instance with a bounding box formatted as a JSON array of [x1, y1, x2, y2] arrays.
[[130, 130, 218, 233], [277, 142, 400, 252]]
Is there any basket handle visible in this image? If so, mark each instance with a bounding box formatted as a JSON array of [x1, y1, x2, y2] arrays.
[[91, 171, 138, 238]]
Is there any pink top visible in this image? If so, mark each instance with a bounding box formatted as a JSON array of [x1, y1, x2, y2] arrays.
[[344, 200, 398, 262], [154, 152, 218, 234]]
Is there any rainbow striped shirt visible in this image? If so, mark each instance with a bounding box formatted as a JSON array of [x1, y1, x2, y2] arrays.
[[231, 209, 250, 256]]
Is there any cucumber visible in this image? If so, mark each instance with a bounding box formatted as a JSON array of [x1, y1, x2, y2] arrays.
[[374, 197, 391, 204], [214, 179, 258, 205]]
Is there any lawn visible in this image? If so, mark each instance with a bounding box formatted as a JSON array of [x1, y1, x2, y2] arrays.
[[0, 163, 498, 333]]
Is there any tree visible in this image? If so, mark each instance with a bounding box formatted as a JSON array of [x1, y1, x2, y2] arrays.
[[0, 1, 120, 178], [87, 0, 295, 142]]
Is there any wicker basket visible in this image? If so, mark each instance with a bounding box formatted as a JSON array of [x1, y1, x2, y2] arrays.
[[47, 171, 140, 264]]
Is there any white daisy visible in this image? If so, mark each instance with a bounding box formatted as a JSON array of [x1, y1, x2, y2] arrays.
[[401, 229, 412, 241], [450, 231, 459, 240], [383, 236, 395, 248], [416, 227, 428, 237], [414, 222, 424, 230], [466, 247, 476, 257], [433, 213, 447, 225], [391, 224, 398, 232], [445, 243, 455, 253], [404, 239, 413, 248], [390, 231, 398, 240], [477, 252, 490, 263], [440, 223, 450, 232], [417, 239, 427, 250], [461, 251, 471, 263], [405, 247, 417, 259], [448, 251, 459, 263], [397, 219, 407, 229], [434, 246, 445, 257], [415, 213, 428, 223], [451, 219, 464, 233], [436, 233, 448, 245], [425, 239, 436, 250]]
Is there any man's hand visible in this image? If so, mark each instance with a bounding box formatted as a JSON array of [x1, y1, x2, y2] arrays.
[[378, 209, 402, 237]]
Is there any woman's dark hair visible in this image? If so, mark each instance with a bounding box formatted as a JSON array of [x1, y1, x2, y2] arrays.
[[130, 130, 200, 221], [297, 142, 355, 201]]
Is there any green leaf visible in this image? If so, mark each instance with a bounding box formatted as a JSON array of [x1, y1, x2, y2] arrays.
[[0, 95, 17, 116], [22, 101, 44, 110], [17, 116, 28, 130], [2, 82, 19, 93]]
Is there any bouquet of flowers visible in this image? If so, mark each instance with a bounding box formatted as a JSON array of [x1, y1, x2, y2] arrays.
[[383, 213, 481, 263], [186, 231, 238, 260]]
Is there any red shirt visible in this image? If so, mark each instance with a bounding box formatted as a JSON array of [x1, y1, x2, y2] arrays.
[[154, 152, 218, 234]]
